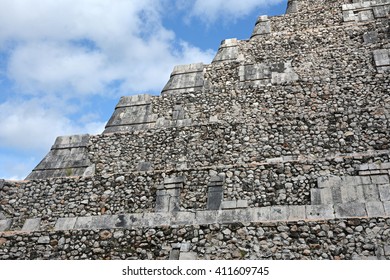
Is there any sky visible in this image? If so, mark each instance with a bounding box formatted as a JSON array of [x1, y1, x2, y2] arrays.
[[0, 0, 288, 180]]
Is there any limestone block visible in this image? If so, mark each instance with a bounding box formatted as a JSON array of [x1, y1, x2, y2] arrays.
[[115, 214, 144, 228], [341, 185, 365, 203], [137, 162, 153, 172], [164, 176, 186, 185], [311, 188, 333, 205], [365, 201, 386, 217], [54, 217, 77, 231], [212, 38, 239, 63], [52, 134, 90, 149], [162, 63, 204, 96], [378, 184, 390, 201], [179, 252, 197, 260], [269, 206, 289, 221], [334, 202, 367, 218], [384, 201, 390, 216], [362, 184, 380, 201], [251, 16, 271, 38], [331, 186, 343, 204], [218, 209, 252, 224], [370, 174, 389, 185], [83, 164, 95, 177], [171, 212, 195, 225], [195, 210, 218, 225], [288, 205, 306, 221], [271, 61, 299, 84], [306, 205, 335, 220], [74, 216, 93, 230], [221, 200, 237, 209], [373, 49, 390, 72], [143, 212, 170, 227], [373, 5, 390, 18], [21, 218, 41, 232], [317, 176, 342, 189], [115, 94, 152, 107], [0, 219, 12, 231], [250, 207, 271, 222], [237, 200, 248, 208], [91, 215, 119, 229]]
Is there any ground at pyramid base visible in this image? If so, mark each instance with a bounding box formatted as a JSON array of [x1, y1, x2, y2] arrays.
[[1, 0, 390, 260]]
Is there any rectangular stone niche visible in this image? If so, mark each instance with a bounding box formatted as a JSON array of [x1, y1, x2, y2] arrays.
[[155, 176, 185, 212]]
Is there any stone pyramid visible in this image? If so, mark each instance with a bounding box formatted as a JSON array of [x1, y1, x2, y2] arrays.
[[1, 0, 390, 260]]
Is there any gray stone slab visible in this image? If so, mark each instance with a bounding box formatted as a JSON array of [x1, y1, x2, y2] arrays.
[[52, 134, 90, 149], [221, 200, 236, 209], [115, 94, 152, 108], [251, 16, 271, 37], [169, 249, 180, 260], [171, 212, 195, 225], [114, 214, 144, 228], [311, 189, 321, 205], [237, 200, 248, 208], [269, 206, 289, 221], [164, 176, 186, 185], [335, 202, 367, 218], [363, 184, 380, 201], [74, 216, 93, 229], [288, 205, 306, 221], [143, 212, 170, 227], [0, 179, 4, 188], [250, 207, 271, 222], [331, 186, 343, 204], [306, 205, 335, 220], [373, 49, 390, 67], [366, 201, 386, 217], [373, 5, 390, 18], [155, 194, 170, 212], [341, 185, 365, 203], [384, 201, 390, 216], [54, 217, 77, 231], [212, 38, 239, 63], [317, 176, 342, 189], [21, 218, 41, 232], [370, 175, 390, 185], [0, 219, 12, 231], [91, 215, 119, 229], [195, 210, 218, 225], [179, 252, 197, 260], [207, 186, 223, 210], [218, 209, 252, 224], [384, 245, 390, 256], [378, 184, 390, 201]]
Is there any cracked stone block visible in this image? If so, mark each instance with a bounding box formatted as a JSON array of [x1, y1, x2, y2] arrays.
[[306, 205, 334, 220], [21, 218, 41, 232], [0, 219, 12, 231], [378, 184, 390, 201], [370, 175, 389, 185], [335, 202, 367, 218], [363, 184, 380, 201], [288, 205, 306, 221], [74, 216, 93, 230], [270, 206, 288, 221], [366, 201, 386, 217], [341, 185, 365, 203], [54, 217, 78, 231], [250, 207, 271, 222]]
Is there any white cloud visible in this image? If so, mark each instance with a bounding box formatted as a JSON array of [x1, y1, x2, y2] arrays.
[[190, 0, 285, 23], [0, 99, 105, 152]]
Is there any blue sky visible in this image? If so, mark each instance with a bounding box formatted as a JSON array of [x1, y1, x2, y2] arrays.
[[0, 0, 287, 180]]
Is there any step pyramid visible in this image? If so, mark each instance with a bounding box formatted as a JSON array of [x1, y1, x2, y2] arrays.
[[1, 0, 390, 260]]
